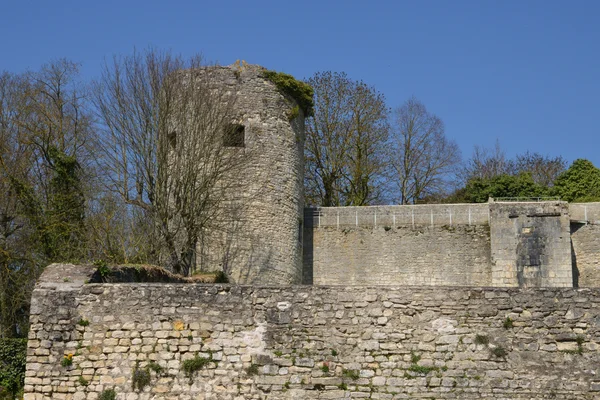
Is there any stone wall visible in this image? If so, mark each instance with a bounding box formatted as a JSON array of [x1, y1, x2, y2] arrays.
[[306, 204, 490, 229], [571, 224, 600, 287], [303, 204, 491, 286], [305, 202, 589, 287], [193, 65, 304, 285], [306, 225, 491, 286], [569, 203, 600, 287], [25, 265, 600, 399], [489, 201, 572, 287]]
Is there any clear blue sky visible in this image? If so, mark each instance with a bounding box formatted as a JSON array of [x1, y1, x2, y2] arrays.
[[1, 0, 599, 167]]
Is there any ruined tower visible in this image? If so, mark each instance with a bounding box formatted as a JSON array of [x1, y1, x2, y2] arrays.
[[193, 64, 308, 284]]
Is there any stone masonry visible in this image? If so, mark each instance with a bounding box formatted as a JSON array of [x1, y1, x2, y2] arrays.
[[24, 264, 600, 399], [305, 202, 600, 287], [191, 65, 305, 285]]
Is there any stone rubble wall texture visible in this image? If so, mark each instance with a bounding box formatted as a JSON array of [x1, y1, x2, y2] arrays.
[[25, 269, 600, 399], [194, 65, 304, 285], [305, 202, 600, 287]]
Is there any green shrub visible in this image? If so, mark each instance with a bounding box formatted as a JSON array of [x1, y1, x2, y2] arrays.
[[474, 334, 489, 345], [262, 70, 314, 115], [99, 388, 116, 400], [214, 271, 229, 283], [342, 369, 359, 380], [287, 105, 300, 121], [60, 354, 73, 367], [246, 364, 259, 376], [132, 366, 151, 391], [147, 361, 163, 375], [77, 376, 89, 386], [181, 353, 211, 381], [77, 319, 89, 327], [407, 364, 438, 375], [503, 317, 513, 329], [0, 339, 27, 398], [490, 346, 508, 358], [410, 351, 421, 364]]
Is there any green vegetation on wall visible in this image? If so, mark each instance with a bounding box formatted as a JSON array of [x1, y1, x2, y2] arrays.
[[0, 339, 27, 399], [553, 159, 600, 202], [262, 70, 314, 116], [452, 173, 549, 203]]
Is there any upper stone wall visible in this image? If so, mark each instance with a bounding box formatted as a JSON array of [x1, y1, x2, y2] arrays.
[[305, 224, 491, 286], [306, 204, 490, 229], [305, 202, 578, 287], [569, 202, 600, 224], [489, 201, 572, 287]]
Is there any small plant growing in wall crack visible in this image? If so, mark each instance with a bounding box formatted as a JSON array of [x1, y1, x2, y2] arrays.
[[320, 362, 330, 373], [563, 336, 586, 355], [77, 319, 89, 327], [94, 259, 111, 280], [503, 317, 514, 329], [490, 345, 508, 359], [410, 351, 421, 364], [576, 335, 585, 355], [99, 388, 116, 400], [182, 352, 213, 382], [61, 353, 73, 367], [474, 334, 489, 345], [342, 369, 360, 380], [132, 363, 151, 391], [246, 364, 259, 376]]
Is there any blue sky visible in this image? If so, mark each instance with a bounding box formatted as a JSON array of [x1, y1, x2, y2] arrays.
[[1, 0, 599, 168]]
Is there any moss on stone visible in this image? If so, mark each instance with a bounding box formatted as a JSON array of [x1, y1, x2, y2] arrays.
[[262, 70, 314, 116]]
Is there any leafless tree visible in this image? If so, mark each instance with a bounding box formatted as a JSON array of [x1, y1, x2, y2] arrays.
[[460, 141, 566, 188], [93, 49, 249, 275], [305, 71, 389, 206], [514, 151, 566, 187], [459, 140, 515, 183], [389, 97, 461, 204]]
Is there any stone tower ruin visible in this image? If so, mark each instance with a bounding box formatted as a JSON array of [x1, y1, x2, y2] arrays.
[[193, 64, 306, 284]]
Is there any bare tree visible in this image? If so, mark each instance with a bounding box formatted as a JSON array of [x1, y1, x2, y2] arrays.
[[389, 97, 461, 204], [514, 151, 566, 187], [93, 49, 248, 275], [461, 142, 566, 188], [460, 140, 514, 183], [305, 71, 389, 206]]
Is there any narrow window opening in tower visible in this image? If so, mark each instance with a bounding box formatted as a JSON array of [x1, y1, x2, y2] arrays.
[[168, 131, 177, 149], [223, 124, 245, 147]]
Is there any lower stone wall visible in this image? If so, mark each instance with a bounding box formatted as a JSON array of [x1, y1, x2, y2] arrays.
[[26, 271, 600, 399]]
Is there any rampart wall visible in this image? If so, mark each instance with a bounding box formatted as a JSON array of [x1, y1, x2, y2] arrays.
[[25, 264, 600, 399], [304, 202, 600, 288]]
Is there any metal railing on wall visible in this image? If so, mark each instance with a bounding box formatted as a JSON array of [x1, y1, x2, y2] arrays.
[[493, 196, 561, 202], [569, 203, 600, 225], [305, 205, 490, 229]]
